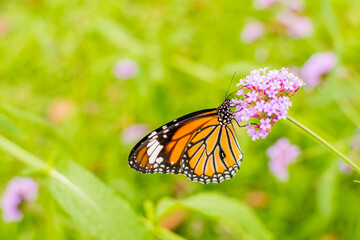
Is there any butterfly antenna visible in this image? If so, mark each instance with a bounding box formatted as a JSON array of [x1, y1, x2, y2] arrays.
[[227, 90, 238, 98], [225, 71, 237, 99]]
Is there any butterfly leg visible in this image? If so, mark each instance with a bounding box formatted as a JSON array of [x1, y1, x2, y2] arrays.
[[234, 120, 257, 128]]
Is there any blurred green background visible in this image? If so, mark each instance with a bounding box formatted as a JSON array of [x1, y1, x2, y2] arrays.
[[1, 0, 360, 239]]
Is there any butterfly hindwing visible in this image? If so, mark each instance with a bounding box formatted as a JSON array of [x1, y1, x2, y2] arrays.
[[128, 109, 218, 175], [182, 122, 243, 184]]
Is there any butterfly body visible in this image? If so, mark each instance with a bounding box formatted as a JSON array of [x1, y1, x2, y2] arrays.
[[128, 99, 243, 184]]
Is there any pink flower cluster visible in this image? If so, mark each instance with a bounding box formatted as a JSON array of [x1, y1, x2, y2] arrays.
[[254, 0, 278, 9], [113, 58, 139, 80], [241, 21, 265, 44], [301, 52, 337, 87], [233, 68, 305, 140], [277, 11, 313, 39], [267, 138, 300, 181]]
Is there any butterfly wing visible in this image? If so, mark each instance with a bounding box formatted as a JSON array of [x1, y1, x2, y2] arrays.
[[128, 109, 218, 175], [182, 122, 243, 184]]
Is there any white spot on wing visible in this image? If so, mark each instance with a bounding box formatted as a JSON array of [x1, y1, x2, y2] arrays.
[[147, 139, 156, 148], [156, 157, 163, 164], [148, 131, 157, 138], [149, 145, 163, 164], [147, 140, 159, 156]]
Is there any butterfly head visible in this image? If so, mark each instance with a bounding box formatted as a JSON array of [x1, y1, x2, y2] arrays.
[[217, 99, 234, 126]]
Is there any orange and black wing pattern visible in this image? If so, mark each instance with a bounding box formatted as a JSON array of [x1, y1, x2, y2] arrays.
[[182, 122, 243, 183], [128, 109, 218, 175], [128, 99, 243, 184]]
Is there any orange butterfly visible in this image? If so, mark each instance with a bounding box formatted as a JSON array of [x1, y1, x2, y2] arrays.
[[128, 98, 243, 184]]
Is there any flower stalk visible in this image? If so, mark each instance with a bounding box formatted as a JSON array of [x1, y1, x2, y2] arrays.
[[287, 115, 360, 174]]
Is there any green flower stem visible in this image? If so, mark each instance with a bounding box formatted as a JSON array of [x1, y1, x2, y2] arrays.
[[287, 115, 360, 174]]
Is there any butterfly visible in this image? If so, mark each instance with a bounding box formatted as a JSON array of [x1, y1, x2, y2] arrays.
[[128, 97, 243, 184]]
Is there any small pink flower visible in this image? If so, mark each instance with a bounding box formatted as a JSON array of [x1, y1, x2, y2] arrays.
[[339, 161, 353, 175], [351, 134, 360, 153], [121, 124, 151, 145], [264, 101, 277, 116], [258, 129, 269, 139], [246, 125, 259, 141], [47, 99, 76, 124], [278, 11, 313, 38], [283, 80, 295, 90], [247, 91, 259, 102], [237, 89, 244, 96], [301, 52, 337, 87], [241, 21, 265, 44], [254, 0, 278, 9], [285, 0, 304, 11], [267, 138, 300, 181], [113, 59, 139, 80], [1, 177, 38, 222], [233, 68, 305, 140], [0, 18, 9, 35], [265, 88, 278, 98], [260, 118, 272, 130]]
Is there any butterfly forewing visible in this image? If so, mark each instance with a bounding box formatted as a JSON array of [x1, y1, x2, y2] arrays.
[[128, 109, 217, 175]]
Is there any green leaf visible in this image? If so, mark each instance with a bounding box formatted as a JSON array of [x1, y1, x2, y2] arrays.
[[0, 134, 156, 240], [155, 197, 180, 220], [316, 161, 338, 217], [156, 193, 273, 240], [152, 226, 187, 240], [108, 178, 136, 201], [47, 161, 153, 240], [0, 113, 22, 136], [0, 104, 54, 128], [0, 104, 71, 151]]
